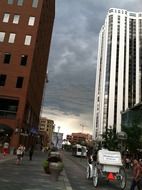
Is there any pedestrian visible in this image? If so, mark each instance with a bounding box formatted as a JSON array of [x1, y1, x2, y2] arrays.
[[16, 145, 23, 164], [130, 159, 142, 190], [21, 145, 26, 159], [125, 157, 131, 169], [29, 146, 34, 161], [139, 159, 142, 187], [3, 141, 9, 156]]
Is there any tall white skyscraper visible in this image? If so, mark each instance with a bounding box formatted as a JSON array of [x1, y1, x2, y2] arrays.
[[93, 8, 142, 139]]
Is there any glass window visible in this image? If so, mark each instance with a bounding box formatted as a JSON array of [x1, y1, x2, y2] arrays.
[[13, 15, 20, 24], [3, 13, 10, 23], [17, 0, 23, 6], [0, 74, 7, 86], [0, 32, 6, 42], [8, 33, 16, 43], [4, 53, 11, 64], [24, 35, 32, 46], [28, 17, 35, 26], [16, 77, 24, 88], [0, 98, 19, 118], [32, 0, 38, 8], [20, 55, 28, 66], [8, 0, 13, 4]]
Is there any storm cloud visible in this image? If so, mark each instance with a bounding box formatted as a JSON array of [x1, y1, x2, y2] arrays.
[[42, 0, 142, 136]]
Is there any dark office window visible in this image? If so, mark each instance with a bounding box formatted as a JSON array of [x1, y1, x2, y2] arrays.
[[4, 53, 11, 64], [0, 74, 6, 86], [20, 55, 28, 66], [0, 98, 19, 118], [16, 77, 24, 88]]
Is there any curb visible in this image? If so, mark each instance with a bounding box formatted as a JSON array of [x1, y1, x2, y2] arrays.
[[63, 170, 73, 190]]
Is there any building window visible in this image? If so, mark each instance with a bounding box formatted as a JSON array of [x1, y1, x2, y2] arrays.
[[24, 35, 32, 46], [3, 13, 10, 23], [0, 98, 19, 118], [0, 32, 6, 42], [20, 55, 28, 66], [8, 33, 16, 43], [8, 0, 13, 4], [0, 74, 6, 86], [16, 77, 24, 88], [32, 0, 38, 8], [17, 0, 24, 6], [13, 15, 20, 24], [4, 53, 11, 64], [28, 17, 35, 26]]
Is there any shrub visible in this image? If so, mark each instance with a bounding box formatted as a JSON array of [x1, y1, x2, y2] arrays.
[[42, 160, 48, 168]]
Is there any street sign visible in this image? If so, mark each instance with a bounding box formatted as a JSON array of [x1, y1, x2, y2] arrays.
[[117, 132, 127, 140]]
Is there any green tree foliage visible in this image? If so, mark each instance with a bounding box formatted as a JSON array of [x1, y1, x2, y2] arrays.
[[102, 126, 118, 151], [123, 125, 142, 153]]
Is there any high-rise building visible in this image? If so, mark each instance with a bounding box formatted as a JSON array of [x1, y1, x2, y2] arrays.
[[0, 0, 55, 149], [93, 8, 142, 139], [39, 117, 54, 147]]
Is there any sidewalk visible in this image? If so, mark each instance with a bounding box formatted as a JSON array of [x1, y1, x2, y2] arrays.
[[0, 152, 16, 162], [0, 151, 73, 190]]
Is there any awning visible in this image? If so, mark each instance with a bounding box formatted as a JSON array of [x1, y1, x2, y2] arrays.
[[0, 124, 14, 135]]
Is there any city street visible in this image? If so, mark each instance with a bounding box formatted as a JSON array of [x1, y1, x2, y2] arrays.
[[63, 151, 133, 190], [0, 151, 66, 190], [0, 150, 137, 190]]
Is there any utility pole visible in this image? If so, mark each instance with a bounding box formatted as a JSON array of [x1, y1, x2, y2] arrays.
[[80, 124, 85, 133]]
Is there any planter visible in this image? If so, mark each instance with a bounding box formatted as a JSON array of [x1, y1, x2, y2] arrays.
[[49, 162, 64, 181], [43, 160, 50, 174]]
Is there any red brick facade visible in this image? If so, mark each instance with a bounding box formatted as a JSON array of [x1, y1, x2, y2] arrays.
[[0, 0, 55, 149]]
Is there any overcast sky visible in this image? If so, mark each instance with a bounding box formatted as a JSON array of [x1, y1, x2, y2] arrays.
[[42, 0, 142, 137]]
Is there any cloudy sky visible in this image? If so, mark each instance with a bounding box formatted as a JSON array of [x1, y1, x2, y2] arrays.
[[42, 0, 142, 138]]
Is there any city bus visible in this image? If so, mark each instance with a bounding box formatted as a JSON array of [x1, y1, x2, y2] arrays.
[[72, 144, 87, 157]]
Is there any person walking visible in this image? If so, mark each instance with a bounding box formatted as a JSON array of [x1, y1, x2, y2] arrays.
[[16, 145, 23, 164], [130, 159, 142, 190], [3, 141, 9, 156], [29, 146, 34, 161]]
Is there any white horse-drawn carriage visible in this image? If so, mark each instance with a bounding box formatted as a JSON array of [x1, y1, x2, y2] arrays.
[[86, 149, 126, 189]]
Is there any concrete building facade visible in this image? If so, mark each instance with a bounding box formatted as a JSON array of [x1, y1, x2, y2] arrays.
[[93, 8, 142, 139], [39, 117, 54, 147], [0, 0, 55, 149]]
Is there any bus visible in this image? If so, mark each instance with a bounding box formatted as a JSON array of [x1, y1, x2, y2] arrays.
[[72, 144, 87, 157]]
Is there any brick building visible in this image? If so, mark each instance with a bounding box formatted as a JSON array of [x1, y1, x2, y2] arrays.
[[66, 133, 92, 144], [0, 0, 55, 149]]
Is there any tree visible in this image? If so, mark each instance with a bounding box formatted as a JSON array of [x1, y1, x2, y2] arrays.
[[102, 126, 118, 151], [123, 125, 142, 154]]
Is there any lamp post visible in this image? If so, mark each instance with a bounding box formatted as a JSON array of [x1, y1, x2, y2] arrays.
[[80, 124, 85, 133]]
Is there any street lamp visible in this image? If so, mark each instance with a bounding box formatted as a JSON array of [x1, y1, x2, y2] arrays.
[[80, 124, 85, 133]]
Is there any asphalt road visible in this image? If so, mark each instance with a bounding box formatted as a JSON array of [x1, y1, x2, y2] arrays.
[[63, 151, 133, 190]]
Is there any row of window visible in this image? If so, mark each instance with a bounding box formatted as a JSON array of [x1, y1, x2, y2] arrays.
[[1, 53, 28, 65], [8, 0, 39, 8], [109, 8, 127, 14], [109, 9, 142, 18], [3, 13, 35, 26], [0, 74, 24, 88], [0, 32, 32, 45]]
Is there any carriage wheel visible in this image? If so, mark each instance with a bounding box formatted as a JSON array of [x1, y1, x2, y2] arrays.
[[118, 167, 126, 190], [92, 166, 99, 187], [86, 165, 91, 179]]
